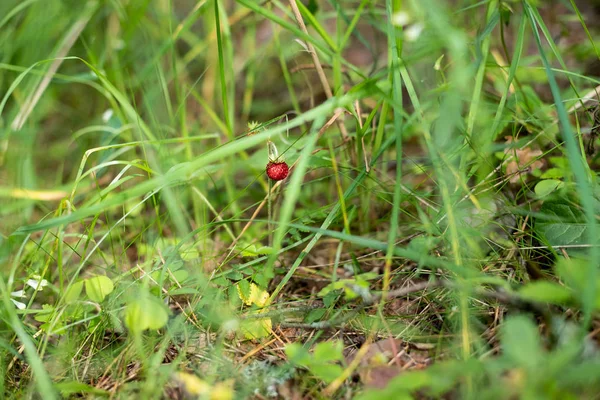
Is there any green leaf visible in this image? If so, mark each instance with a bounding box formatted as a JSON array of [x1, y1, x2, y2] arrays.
[[305, 308, 326, 323], [407, 235, 441, 253], [63, 281, 84, 304], [85, 276, 114, 303], [34, 304, 55, 323], [518, 281, 572, 304], [252, 271, 269, 288], [534, 179, 563, 198], [500, 315, 542, 369], [286, 341, 345, 384], [356, 390, 413, 400], [554, 257, 587, 292], [387, 369, 432, 391], [240, 315, 272, 339], [536, 200, 588, 248], [238, 244, 274, 257], [55, 381, 109, 396], [124, 295, 169, 333], [318, 278, 370, 300], [313, 340, 344, 363], [285, 343, 311, 365], [168, 287, 201, 296], [388, 359, 482, 396], [310, 364, 344, 384], [236, 280, 251, 305], [540, 168, 564, 179], [553, 257, 600, 309], [225, 270, 244, 280], [179, 247, 200, 261], [318, 281, 344, 297], [323, 291, 340, 307], [171, 269, 189, 283]]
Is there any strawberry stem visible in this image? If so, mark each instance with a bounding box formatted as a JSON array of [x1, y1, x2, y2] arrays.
[[267, 178, 273, 246]]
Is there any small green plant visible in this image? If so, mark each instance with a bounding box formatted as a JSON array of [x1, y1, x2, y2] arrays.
[[285, 341, 346, 384], [2, 0, 600, 398]]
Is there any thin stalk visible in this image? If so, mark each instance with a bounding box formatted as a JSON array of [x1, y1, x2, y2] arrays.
[[268, 179, 273, 246]]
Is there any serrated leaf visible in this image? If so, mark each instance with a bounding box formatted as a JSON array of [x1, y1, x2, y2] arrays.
[[237, 282, 269, 307], [85, 275, 114, 303], [518, 281, 571, 304], [239, 245, 257, 257], [225, 270, 244, 280], [252, 272, 269, 288], [228, 285, 242, 307], [249, 283, 269, 307], [240, 310, 271, 339], [256, 246, 274, 255], [212, 276, 229, 287], [237, 280, 252, 305]]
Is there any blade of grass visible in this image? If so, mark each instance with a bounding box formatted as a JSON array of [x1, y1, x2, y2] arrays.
[[524, 1, 599, 328], [214, 0, 232, 136], [383, 0, 403, 294], [568, 0, 600, 60], [295, 0, 337, 52]]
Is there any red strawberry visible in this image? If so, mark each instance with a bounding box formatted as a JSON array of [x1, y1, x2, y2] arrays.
[[266, 161, 289, 181]]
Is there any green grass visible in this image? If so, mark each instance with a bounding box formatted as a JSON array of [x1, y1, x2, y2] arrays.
[[1, 0, 600, 398]]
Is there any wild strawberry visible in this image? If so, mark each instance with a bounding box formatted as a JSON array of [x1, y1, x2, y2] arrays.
[[266, 161, 289, 181]]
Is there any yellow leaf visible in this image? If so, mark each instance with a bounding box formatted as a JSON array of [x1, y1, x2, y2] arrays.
[[241, 309, 272, 339], [174, 372, 210, 396], [249, 283, 269, 307], [237, 282, 270, 307], [211, 380, 235, 400], [174, 373, 235, 400]]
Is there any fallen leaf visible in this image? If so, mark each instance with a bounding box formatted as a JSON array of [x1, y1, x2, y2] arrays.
[[503, 137, 545, 183]]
